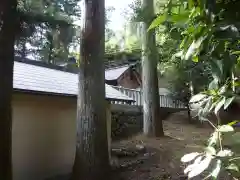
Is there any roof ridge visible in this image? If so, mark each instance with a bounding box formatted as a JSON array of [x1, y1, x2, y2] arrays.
[[14, 58, 77, 74], [105, 64, 130, 71], [15, 61, 77, 76], [105, 62, 139, 70]]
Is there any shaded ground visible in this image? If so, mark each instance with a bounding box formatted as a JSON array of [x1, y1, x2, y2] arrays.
[[49, 112, 233, 180], [110, 112, 230, 180]]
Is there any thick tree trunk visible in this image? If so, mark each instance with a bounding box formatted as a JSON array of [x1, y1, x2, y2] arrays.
[[72, 0, 109, 180], [141, 0, 164, 137], [0, 1, 17, 179]]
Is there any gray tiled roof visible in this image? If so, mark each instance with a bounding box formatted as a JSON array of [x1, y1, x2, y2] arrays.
[[13, 61, 134, 102], [105, 66, 129, 80]]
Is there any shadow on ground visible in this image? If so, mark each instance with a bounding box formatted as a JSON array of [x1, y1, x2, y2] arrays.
[[47, 111, 232, 180]]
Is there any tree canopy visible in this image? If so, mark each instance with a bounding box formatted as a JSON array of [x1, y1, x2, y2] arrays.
[[15, 0, 81, 64]]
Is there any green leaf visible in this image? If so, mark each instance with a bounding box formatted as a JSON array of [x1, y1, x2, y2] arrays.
[[218, 125, 234, 132], [192, 55, 199, 62], [226, 163, 239, 172], [210, 60, 223, 83], [205, 146, 216, 155], [148, 14, 166, 31], [224, 97, 235, 110], [170, 11, 190, 23], [217, 149, 233, 157], [184, 155, 204, 174], [188, 0, 194, 8], [184, 164, 196, 174], [211, 160, 221, 179], [214, 97, 225, 115], [181, 152, 200, 163], [228, 120, 239, 126], [197, 109, 205, 118], [233, 81, 240, 87], [182, 26, 195, 35], [231, 51, 240, 55], [184, 36, 206, 60], [205, 89, 218, 96], [188, 155, 212, 178], [209, 100, 218, 112], [218, 85, 227, 94], [209, 79, 219, 90], [180, 36, 188, 49], [208, 132, 218, 146], [189, 94, 207, 103], [203, 97, 212, 114]]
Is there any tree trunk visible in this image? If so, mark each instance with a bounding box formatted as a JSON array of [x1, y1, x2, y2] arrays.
[[141, 0, 164, 137], [48, 33, 54, 64], [186, 103, 192, 123], [0, 1, 17, 179], [72, 0, 109, 179]]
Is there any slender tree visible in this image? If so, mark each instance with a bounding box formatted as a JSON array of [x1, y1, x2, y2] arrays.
[[72, 0, 109, 179], [0, 0, 17, 179], [141, 0, 164, 137]]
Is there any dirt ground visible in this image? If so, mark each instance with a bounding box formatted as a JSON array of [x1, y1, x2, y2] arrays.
[[110, 112, 230, 180], [51, 112, 234, 180]]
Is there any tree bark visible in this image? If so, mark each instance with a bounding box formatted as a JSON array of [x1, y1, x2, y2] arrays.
[[72, 0, 109, 180], [141, 0, 164, 137], [47, 32, 54, 64], [186, 103, 192, 123], [0, 1, 17, 179]]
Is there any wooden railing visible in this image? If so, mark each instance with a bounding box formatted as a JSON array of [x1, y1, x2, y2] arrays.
[[110, 86, 186, 109], [111, 86, 142, 105]]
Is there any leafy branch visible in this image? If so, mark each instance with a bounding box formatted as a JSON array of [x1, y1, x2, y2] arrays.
[[148, 0, 240, 179]]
